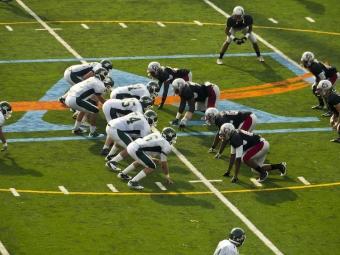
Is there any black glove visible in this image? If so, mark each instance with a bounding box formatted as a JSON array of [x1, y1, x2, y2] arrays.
[[170, 119, 180, 126], [236, 38, 244, 45]]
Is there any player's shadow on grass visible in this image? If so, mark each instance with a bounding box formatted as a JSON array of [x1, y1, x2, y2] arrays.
[[87, 140, 105, 156], [295, 0, 325, 14], [0, 1, 49, 20], [0, 154, 43, 177], [150, 193, 215, 209]]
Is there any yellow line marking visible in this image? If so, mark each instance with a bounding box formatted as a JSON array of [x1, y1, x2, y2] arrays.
[[1, 20, 339, 36], [1, 181, 339, 197]]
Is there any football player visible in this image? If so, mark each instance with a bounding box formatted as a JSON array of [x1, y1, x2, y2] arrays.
[[65, 67, 113, 137], [217, 6, 264, 65], [316, 80, 340, 143], [301, 51, 339, 116], [204, 108, 257, 158], [170, 78, 220, 129], [110, 82, 158, 100], [0, 101, 12, 152], [220, 123, 287, 183], [116, 127, 177, 190], [60, 59, 112, 103], [213, 227, 246, 255], [101, 96, 154, 155], [105, 110, 158, 165], [147, 61, 192, 109]]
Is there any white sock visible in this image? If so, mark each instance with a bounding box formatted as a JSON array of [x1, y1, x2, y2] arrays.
[[108, 145, 118, 156], [112, 153, 123, 163], [90, 125, 96, 133], [131, 170, 146, 182], [122, 163, 136, 175], [74, 121, 81, 129]]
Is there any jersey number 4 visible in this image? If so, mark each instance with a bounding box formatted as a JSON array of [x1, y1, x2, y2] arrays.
[[126, 117, 140, 125]]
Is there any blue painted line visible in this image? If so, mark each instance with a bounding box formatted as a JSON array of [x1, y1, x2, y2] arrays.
[[0, 52, 275, 64], [6, 127, 332, 143]]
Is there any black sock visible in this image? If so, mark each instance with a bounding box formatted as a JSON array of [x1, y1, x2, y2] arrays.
[[271, 163, 283, 170], [219, 53, 224, 59]]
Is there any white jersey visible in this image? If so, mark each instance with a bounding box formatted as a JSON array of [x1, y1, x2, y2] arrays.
[[67, 77, 106, 99], [102, 98, 143, 121], [133, 132, 172, 161], [69, 62, 99, 75], [213, 240, 239, 255], [108, 112, 150, 139], [110, 83, 150, 99], [0, 112, 5, 127]]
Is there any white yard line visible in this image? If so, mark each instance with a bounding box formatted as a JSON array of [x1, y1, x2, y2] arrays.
[[189, 179, 222, 183], [119, 22, 127, 28], [9, 188, 20, 197], [297, 176, 311, 185], [16, 0, 86, 63], [156, 21, 166, 27], [203, 0, 305, 74], [0, 241, 10, 255], [250, 178, 263, 187], [305, 17, 315, 23], [106, 184, 119, 192], [193, 20, 203, 26], [5, 25, 13, 31], [81, 23, 89, 29], [58, 186, 69, 195], [155, 182, 167, 191], [268, 18, 278, 24]]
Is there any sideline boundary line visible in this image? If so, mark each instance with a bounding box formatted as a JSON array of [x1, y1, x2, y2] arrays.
[[0, 181, 339, 196], [0, 241, 10, 255]]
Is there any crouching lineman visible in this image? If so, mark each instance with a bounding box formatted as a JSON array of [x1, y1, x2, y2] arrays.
[[316, 80, 340, 143], [101, 96, 154, 155], [301, 51, 338, 116], [147, 61, 192, 109], [117, 127, 177, 190], [110, 81, 159, 100], [65, 68, 113, 137], [105, 110, 158, 164], [0, 101, 12, 152], [213, 227, 246, 255], [204, 108, 257, 159], [170, 78, 220, 129], [219, 123, 286, 183]]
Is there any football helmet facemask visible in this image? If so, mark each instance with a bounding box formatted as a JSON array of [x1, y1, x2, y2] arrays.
[[140, 96, 154, 110], [144, 109, 158, 127], [204, 107, 219, 125], [301, 51, 315, 67], [172, 78, 187, 94], [219, 123, 235, 141], [316, 80, 332, 96], [103, 76, 114, 89], [146, 81, 160, 98], [147, 62, 161, 77], [100, 59, 113, 71], [0, 101, 12, 119], [229, 227, 246, 247], [161, 127, 177, 144], [94, 67, 108, 81]]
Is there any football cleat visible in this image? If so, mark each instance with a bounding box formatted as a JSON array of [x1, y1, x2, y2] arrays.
[[105, 161, 121, 171], [330, 137, 340, 143], [321, 111, 332, 117], [128, 180, 144, 190], [279, 162, 287, 176], [257, 171, 268, 182], [216, 58, 223, 65], [117, 172, 132, 181], [88, 132, 104, 138], [223, 171, 231, 177], [72, 128, 87, 135], [257, 56, 264, 62], [311, 104, 324, 110], [100, 148, 110, 156]]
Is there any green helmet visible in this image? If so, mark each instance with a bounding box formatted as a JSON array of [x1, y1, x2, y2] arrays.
[[229, 227, 246, 247], [161, 127, 177, 144], [144, 109, 158, 127], [0, 101, 12, 119], [94, 67, 108, 81], [100, 59, 113, 71]]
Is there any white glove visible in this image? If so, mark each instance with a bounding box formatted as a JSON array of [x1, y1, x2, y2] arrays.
[[214, 152, 221, 159], [208, 147, 216, 153]]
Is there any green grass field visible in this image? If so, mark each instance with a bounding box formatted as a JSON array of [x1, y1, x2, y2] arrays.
[[1, 0, 339, 254]]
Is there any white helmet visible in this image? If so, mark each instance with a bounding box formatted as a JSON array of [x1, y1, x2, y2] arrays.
[[316, 80, 332, 96], [301, 51, 315, 67], [204, 107, 219, 125], [232, 6, 245, 16], [147, 62, 161, 76], [219, 123, 235, 141], [172, 78, 186, 94]]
